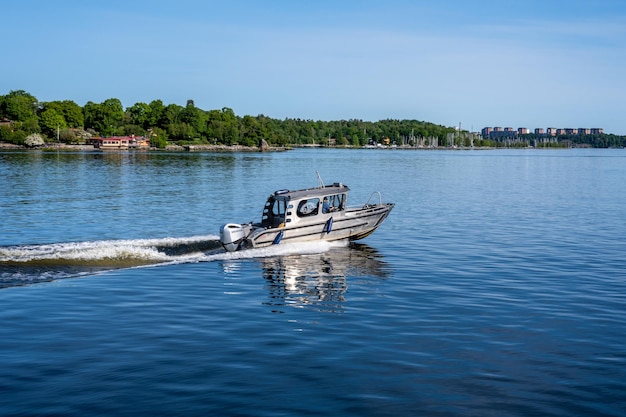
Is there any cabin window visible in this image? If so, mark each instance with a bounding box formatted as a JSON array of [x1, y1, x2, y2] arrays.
[[297, 198, 320, 217], [322, 194, 346, 213], [272, 199, 286, 216], [262, 198, 287, 227], [334, 194, 346, 210]]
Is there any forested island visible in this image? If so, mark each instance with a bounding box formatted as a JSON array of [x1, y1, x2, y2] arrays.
[[1, 90, 624, 149]]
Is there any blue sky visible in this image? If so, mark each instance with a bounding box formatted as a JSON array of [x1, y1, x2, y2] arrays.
[[3, 0, 625, 134]]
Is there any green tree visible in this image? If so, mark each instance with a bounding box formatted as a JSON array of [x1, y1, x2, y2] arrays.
[[42, 100, 84, 128], [240, 115, 260, 147], [1, 90, 39, 122], [0, 90, 40, 134], [161, 103, 186, 140], [83, 101, 101, 133], [0, 125, 19, 144], [127, 102, 151, 129], [221, 107, 239, 145], [168, 122, 195, 141], [39, 108, 67, 139], [102, 98, 124, 135], [84, 98, 124, 136], [179, 100, 206, 139], [149, 127, 168, 148], [161, 103, 183, 126], [148, 99, 165, 127]]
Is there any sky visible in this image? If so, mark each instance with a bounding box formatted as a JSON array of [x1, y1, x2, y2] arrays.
[[2, 0, 625, 134]]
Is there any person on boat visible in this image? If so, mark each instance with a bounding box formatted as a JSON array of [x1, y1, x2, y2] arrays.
[[322, 197, 333, 213]]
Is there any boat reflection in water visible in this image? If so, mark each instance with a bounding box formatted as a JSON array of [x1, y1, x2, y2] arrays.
[[260, 243, 390, 313]]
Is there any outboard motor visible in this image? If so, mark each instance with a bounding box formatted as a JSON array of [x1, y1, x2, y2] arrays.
[[220, 223, 252, 252]]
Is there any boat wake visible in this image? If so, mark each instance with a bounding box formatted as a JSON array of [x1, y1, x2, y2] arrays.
[[0, 235, 343, 289]]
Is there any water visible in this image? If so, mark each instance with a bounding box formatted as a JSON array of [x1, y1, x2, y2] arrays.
[[1, 148, 625, 416]]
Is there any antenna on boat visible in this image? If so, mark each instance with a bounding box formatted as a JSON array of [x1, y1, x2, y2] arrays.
[[316, 171, 325, 188]]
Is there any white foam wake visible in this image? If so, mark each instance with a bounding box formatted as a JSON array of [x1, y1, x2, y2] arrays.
[[0, 235, 221, 263]]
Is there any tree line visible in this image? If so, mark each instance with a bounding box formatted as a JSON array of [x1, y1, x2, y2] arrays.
[[0, 90, 457, 148], [2, 90, 623, 148]]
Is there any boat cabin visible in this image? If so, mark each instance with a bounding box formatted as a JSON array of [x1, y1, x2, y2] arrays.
[[260, 183, 349, 229]]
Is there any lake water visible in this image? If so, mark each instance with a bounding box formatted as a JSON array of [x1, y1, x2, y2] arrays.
[[1, 148, 625, 416]]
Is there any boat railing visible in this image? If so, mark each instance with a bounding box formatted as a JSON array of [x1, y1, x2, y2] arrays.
[[364, 191, 383, 207]]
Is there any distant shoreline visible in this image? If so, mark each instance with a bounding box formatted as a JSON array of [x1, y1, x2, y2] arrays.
[[1, 142, 602, 152], [0, 142, 291, 152]]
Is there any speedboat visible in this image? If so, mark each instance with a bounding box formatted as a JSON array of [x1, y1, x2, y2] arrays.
[[220, 181, 394, 252]]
